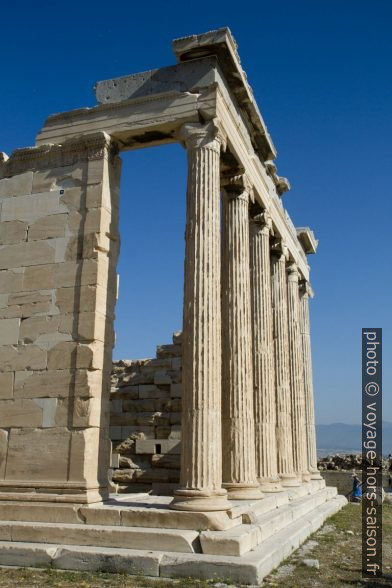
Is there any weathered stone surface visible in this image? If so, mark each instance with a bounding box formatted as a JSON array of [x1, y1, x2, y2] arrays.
[[0, 221, 27, 245], [0, 172, 33, 198], [0, 269, 24, 294], [47, 341, 101, 370], [1, 191, 67, 223], [0, 373, 14, 400], [13, 369, 101, 399], [5, 428, 71, 481], [0, 318, 20, 345], [0, 344, 47, 371], [32, 164, 85, 194], [0, 429, 8, 478], [28, 214, 68, 241], [0, 240, 55, 270], [0, 399, 44, 427], [52, 544, 161, 575]]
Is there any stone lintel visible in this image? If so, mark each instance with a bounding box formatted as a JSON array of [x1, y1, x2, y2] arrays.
[[94, 57, 218, 105], [296, 227, 318, 254]]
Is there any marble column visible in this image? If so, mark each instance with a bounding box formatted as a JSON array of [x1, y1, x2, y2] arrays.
[[171, 120, 231, 512], [287, 264, 311, 483], [300, 280, 322, 480], [271, 242, 300, 487], [221, 174, 263, 500], [249, 212, 282, 492]]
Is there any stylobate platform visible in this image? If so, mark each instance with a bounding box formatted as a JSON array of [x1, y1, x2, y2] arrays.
[[0, 480, 347, 585]]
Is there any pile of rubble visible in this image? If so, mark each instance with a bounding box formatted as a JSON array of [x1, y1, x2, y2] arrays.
[[318, 453, 389, 471]]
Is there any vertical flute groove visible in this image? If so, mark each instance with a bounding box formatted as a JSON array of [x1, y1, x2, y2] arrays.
[[250, 216, 280, 486], [221, 182, 261, 498]]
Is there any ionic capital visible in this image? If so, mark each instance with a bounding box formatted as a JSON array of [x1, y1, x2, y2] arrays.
[[221, 171, 253, 203], [178, 119, 226, 152], [271, 237, 289, 260], [250, 210, 273, 235], [287, 263, 300, 282], [299, 279, 314, 298]]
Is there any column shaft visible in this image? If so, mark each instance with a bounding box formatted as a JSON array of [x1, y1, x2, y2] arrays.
[[249, 214, 282, 492], [171, 121, 230, 512], [287, 265, 310, 482], [221, 178, 262, 500], [271, 249, 300, 486], [300, 282, 322, 479]]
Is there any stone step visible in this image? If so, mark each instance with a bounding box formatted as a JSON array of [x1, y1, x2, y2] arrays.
[[0, 495, 241, 532], [199, 487, 333, 556], [0, 520, 200, 553], [0, 494, 348, 584]]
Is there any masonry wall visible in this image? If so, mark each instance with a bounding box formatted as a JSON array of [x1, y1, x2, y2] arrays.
[[110, 332, 182, 494], [0, 133, 120, 503]]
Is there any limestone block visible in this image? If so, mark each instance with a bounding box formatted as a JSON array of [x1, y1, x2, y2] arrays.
[[0, 300, 55, 320], [151, 453, 181, 470], [0, 525, 11, 541], [169, 426, 182, 440], [8, 290, 52, 307], [0, 429, 8, 478], [0, 344, 47, 371], [122, 426, 155, 439], [0, 268, 24, 294], [22, 258, 108, 291], [135, 439, 181, 455], [0, 399, 44, 427], [0, 318, 20, 345], [156, 426, 171, 438], [110, 414, 138, 426], [47, 341, 103, 370], [0, 241, 55, 270], [0, 221, 27, 245], [1, 191, 67, 223], [110, 426, 122, 440], [14, 369, 102, 399], [170, 383, 182, 398], [28, 214, 68, 241], [59, 311, 107, 342], [32, 164, 85, 193], [5, 428, 72, 481], [154, 371, 171, 385], [56, 285, 109, 316], [22, 264, 55, 291], [19, 315, 60, 342], [0, 172, 33, 198], [52, 545, 160, 576], [139, 385, 168, 399], [0, 372, 14, 399], [171, 357, 182, 369], [56, 396, 102, 428], [68, 207, 113, 237], [68, 428, 110, 486]]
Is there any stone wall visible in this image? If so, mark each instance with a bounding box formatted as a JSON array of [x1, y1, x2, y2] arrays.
[[110, 332, 182, 494], [0, 133, 120, 503]]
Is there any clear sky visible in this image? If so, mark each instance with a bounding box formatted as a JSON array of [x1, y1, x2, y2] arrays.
[[1, 1, 391, 425]]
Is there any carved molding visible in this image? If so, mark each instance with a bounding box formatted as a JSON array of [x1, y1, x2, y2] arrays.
[[0, 132, 119, 179], [264, 160, 291, 197]]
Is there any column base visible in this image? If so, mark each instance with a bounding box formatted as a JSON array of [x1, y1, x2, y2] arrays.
[[170, 488, 231, 512], [300, 472, 312, 483], [310, 470, 323, 480], [222, 482, 264, 500], [258, 477, 285, 493], [279, 474, 301, 488]]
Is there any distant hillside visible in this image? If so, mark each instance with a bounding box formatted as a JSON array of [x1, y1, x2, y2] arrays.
[[316, 421, 392, 456]]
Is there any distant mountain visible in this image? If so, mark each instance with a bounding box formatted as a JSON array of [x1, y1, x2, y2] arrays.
[[316, 421, 392, 456]]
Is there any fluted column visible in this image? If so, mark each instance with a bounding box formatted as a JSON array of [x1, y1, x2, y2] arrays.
[[171, 120, 231, 512], [249, 212, 282, 492], [221, 174, 263, 500], [300, 280, 322, 479], [271, 242, 300, 487], [287, 264, 311, 483]]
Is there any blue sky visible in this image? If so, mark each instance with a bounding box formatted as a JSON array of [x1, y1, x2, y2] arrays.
[[1, 1, 391, 425]]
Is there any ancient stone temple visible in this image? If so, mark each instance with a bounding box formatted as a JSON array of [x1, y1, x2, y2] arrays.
[[0, 28, 346, 584]]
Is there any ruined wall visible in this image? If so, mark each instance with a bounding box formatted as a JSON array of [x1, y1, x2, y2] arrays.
[[110, 332, 182, 494], [0, 133, 120, 503]]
